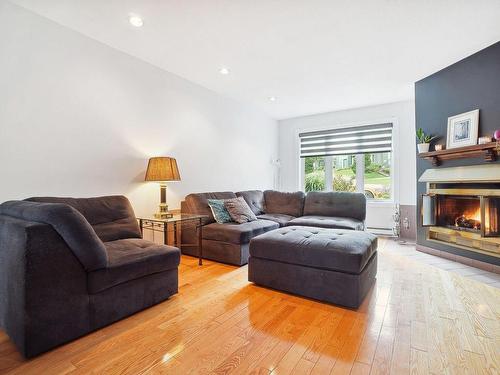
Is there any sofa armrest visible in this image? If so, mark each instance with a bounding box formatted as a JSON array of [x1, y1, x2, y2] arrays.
[[0, 215, 90, 358], [0, 200, 108, 271]]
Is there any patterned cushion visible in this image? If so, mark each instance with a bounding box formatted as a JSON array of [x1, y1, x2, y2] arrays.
[[207, 199, 233, 224], [224, 197, 258, 224]]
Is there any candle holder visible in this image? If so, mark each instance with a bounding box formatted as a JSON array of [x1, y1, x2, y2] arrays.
[[478, 136, 491, 145]]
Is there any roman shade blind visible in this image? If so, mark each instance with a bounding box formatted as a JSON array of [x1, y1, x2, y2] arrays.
[[299, 123, 393, 158]]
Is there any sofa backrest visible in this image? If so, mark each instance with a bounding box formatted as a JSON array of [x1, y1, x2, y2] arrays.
[[263, 190, 305, 217], [0, 200, 108, 271], [235, 190, 264, 215], [26, 196, 141, 242], [303, 191, 366, 221], [184, 192, 237, 224]]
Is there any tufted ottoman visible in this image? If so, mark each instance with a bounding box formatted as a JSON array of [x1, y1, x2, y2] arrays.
[[248, 226, 377, 308]]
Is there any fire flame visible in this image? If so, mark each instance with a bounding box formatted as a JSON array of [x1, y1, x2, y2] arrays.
[[469, 207, 481, 222], [455, 207, 481, 230]]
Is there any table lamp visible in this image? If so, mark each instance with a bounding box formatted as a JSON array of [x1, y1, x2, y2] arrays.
[[144, 157, 181, 219]]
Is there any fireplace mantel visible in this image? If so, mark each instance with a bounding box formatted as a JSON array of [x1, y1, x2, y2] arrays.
[[418, 142, 498, 166], [419, 164, 500, 184]]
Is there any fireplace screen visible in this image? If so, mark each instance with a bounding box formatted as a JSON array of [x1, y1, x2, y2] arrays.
[[483, 197, 500, 237], [422, 194, 500, 237]]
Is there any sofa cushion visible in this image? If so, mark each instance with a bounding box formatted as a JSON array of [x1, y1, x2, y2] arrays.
[[26, 196, 142, 242], [236, 190, 264, 215], [287, 215, 364, 230], [184, 192, 237, 225], [263, 190, 305, 217], [257, 213, 295, 227], [88, 238, 180, 294], [224, 197, 258, 223], [303, 191, 366, 221], [203, 220, 279, 244], [249, 226, 377, 274], [207, 199, 233, 224]]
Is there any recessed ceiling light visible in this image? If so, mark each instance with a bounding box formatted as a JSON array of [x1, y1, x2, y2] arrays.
[[129, 15, 144, 27], [219, 67, 230, 75], [269, 96, 277, 102]]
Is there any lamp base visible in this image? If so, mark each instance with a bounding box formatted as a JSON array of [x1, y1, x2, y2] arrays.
[[154, 203, 173, 219], [154, 212, 173, 219]]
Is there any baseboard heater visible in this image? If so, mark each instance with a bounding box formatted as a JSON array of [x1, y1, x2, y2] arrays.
[[367, 226, 395, 236]]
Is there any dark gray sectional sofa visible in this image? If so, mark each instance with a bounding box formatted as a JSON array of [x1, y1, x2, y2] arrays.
[[181, 190, 366, 265], [0, 196, 180, 358]]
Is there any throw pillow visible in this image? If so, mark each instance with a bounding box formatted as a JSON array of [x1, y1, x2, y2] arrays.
[[224, 197, 258, 224], [207, 199, 232, 224]]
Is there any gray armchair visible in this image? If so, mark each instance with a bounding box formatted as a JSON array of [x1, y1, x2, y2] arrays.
[[0, 195, 180, 358]]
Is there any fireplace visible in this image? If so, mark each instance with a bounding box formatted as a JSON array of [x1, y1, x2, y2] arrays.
[[423, 192, 500, 235], [419, 165, 500, 258], [436, 195, 481, 232]]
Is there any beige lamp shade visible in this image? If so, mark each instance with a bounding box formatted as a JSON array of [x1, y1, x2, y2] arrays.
[[144, 157, 181, 182]]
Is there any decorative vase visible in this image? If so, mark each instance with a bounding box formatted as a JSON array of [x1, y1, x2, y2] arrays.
[[494, 130, 500, 141], [417, 143, 430, 153]]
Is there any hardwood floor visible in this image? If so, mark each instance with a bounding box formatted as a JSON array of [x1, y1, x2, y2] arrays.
[[1, 238, 499, 374], [389, 241, 500, 289]]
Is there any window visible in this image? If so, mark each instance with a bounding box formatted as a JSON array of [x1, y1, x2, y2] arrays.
[[301, 123, 393, 200], [331, 154, 356, 193], [363, 151, 391, 199], [304, 156, 325, 192]]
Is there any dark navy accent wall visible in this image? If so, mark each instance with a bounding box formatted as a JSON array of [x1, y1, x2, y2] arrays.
[[415, 41, 500, 265]]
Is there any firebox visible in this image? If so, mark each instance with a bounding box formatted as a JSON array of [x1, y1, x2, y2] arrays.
[[435, 196, 481, 231], [423, 193, 500, 236], [419, 165, 500, 258]]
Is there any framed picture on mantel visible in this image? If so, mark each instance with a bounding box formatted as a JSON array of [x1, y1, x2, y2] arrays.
[[446, 109, 479, 149]]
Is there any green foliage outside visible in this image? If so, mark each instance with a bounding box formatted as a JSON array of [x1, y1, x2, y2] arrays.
[[304, 156, 391, 199], [305, 171, 356, 193], [304, 170, 325, 192], [304, 156, 324, 174], [333, 175, 355, 192], [350, 154, 371, 174]]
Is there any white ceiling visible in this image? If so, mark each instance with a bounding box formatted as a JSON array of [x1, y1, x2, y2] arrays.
[[10, 0, 500, 120]]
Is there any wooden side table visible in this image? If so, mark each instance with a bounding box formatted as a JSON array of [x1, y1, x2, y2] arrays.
[[138, 214, 207, 265]]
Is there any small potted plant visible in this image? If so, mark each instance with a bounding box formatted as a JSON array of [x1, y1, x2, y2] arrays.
[[416, 128, 437, 153]]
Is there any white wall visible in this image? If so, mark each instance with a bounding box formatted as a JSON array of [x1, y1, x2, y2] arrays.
[[278, 101, 416, 229], [0, 1, 278, 217]]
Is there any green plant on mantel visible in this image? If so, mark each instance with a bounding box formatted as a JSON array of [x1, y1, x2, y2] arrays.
[[416, 128, 437, 144]]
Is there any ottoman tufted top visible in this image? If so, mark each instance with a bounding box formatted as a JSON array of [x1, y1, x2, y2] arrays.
[[249, 226, 377, 274]]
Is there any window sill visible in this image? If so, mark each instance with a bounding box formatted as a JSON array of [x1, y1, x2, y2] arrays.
[[367, 200, 395, 206]]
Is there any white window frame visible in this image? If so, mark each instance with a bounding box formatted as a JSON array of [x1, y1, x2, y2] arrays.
[[298, 118, 398, 205]]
